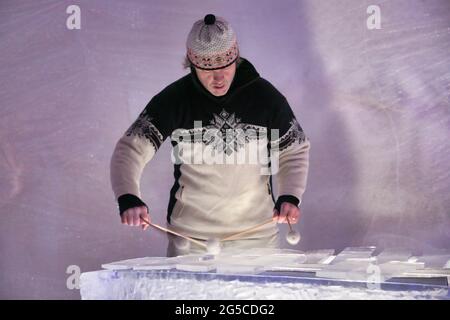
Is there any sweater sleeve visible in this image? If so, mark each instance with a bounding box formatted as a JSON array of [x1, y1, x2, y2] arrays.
[[110, 92, 176, 214], [270, 97, 310, 209]]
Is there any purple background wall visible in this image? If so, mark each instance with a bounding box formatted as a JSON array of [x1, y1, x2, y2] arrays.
[[0, 0, 449, 299]]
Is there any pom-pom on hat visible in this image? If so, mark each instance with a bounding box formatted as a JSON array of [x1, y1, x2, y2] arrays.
[[186, 14, 239, 70]]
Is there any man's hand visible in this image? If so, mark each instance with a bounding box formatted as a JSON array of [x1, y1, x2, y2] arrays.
[[121, 206, 151, 230], [273, 202, 300, 224]]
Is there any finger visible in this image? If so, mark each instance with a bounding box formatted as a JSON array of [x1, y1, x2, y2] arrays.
[[140, 216, 150, 229], [272, 209, 279, 222], [283, 203, 299, 224], [278, 204, 289, 223], [140, 210, 150, 224], [140, 217, 148, 227], [121, 213, 126, 224], [125, 211, 134, 225], [132, 210, 141, 226], [288, 209, 300, 224], [141, 207, 150, 230], [286, 212, 295, 224], [138, 207, 149, 226]]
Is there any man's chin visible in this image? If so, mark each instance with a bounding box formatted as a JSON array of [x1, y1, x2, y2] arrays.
[[210, 86, 229, 96]]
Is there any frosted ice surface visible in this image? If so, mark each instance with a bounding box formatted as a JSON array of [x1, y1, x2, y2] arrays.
[[80, 270, 449, 300], [201, 256, 267, 274], [401, 268, 450, 278], [227, 248, 305, 257], [378, 261, 425, 278], [375, 248, 412, 264], [211, 248, 310, 273], [266, 255, 319, 272], [176, 262, 216, 272], [316, 260, 374, 281], [445, 260, 450, 269], [249, 253, 308, 271], [316, 248, 428, 280], [101, 248, 338, 275], [100, 248, 450, 280], [102, 257, 167, 270], [103, 256, 181, 271], [415, 253, 450, 269], [133, 257, 179, 270], [86, 247, 450, 300], [215, 264, 265, 274], [304, 249, 336, 264], [175, 254, 217, 272], [332, 247, 376, 263]]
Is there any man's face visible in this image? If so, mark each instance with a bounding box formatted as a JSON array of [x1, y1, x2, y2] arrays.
[[194, 62, 237, 96]]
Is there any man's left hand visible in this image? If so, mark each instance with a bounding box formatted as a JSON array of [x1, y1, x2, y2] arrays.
[[273, 202, 300, 224]]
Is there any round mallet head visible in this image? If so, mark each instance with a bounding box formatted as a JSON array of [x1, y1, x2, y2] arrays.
[[174, 237, 191, 251], [286, 230, 301, 245], [206, 238, 222, 255]]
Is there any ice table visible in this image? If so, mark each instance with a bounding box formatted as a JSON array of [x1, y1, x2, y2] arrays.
[[80, 269, 449, 300], [80, 248, 450, 300]]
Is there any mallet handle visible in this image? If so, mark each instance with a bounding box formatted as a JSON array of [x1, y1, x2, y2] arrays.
[[222, 218, 275, 241], [141, 218, 207, 248]]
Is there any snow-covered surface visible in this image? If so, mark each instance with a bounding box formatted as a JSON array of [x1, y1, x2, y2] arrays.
[[80, 269, 449, 300], [82, 247, 450, 299]]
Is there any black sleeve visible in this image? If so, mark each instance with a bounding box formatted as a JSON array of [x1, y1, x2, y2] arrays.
[[269, 96, 308, 210], [117, 194, 148, 216]]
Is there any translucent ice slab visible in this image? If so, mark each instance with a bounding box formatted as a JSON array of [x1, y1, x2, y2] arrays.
[[415, 253, 450, 269], [332, 247, 376, 264], [210, 255, 278, 274], [133, 257, 179, 270], [99, 247, 450, 282], [378, 261, 425, 278], [102, 257, 174, 270], [264, 250, 336, 272], [254, 254, 307, 271], [176, 262, 216, 272], [226, 247, 305, 257], [215, 264, 265, 274], [317, 258, 427, 281], [316, 260, 374, 281], [374, 248, 413, 264], [401, 268, 450, 278], [303, 249, 336, 264], [175, 255, 217, 272]]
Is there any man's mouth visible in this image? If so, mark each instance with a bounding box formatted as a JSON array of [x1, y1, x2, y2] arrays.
[[213, 83, 225, 89]]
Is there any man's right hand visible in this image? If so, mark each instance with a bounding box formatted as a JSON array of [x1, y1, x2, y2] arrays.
[[121, 206, 150, 230]]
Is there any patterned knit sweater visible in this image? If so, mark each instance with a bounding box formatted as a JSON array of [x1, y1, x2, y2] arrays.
[[110, 58, 310, 240]]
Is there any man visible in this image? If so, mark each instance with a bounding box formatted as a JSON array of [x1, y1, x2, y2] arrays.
[[110, 14, 310, 256]]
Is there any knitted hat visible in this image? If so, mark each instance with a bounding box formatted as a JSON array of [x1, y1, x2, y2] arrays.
[[186, 14, 239, 70]]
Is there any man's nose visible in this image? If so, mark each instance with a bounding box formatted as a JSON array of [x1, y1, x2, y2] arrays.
[[213, 71, 224, 81]]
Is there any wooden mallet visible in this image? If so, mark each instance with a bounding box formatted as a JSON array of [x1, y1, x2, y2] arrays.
[[140, 217, 207, 248]]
